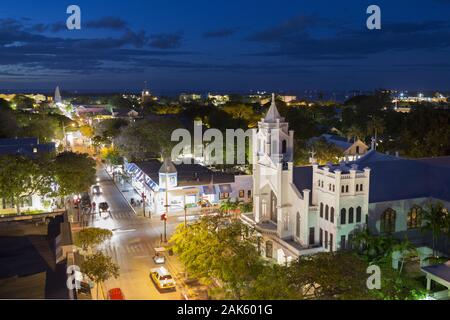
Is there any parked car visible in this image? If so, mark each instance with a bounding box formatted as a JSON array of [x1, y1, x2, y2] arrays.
[[99, 202, 109, 212], [80, 192, 91, 208], [149, 266, 176, 291], [153, 247, 166, 264], [107, 288, 125, 300]]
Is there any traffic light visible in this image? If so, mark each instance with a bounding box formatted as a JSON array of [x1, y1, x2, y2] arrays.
[[161, 213, 167, 221]]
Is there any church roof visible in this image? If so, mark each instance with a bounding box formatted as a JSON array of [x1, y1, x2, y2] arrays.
[[264, 93, 284, 122], [292, 151, 450, 204], [355, 151, 450, 203]]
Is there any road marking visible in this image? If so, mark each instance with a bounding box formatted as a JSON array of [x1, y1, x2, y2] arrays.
[[114, 228, 136, 233]]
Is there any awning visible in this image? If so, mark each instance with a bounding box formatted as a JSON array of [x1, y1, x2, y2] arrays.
[[218, 184, 232, 193], [202, 185, 216, 195], [169, 188, 200, 197]]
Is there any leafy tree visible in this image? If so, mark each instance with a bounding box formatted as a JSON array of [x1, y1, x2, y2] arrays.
[[75, 227, 113, 253], [53, 152, 96, 198], [310, 137, 343, 165], [12, 94, 34, 110], [0, 109, 19, 138], [0, 155, 54, 214], [0, 98, 10, 109], [351, 229, 397, 263], [170, 216, 264, 299], [79, 125, 94, 138], [115, 118, 180, 161], [367, 115, 385, 141], [289, 252, 372, 300], [100, 147, 123, 165], [81, 252, 119, 299], [94, 118, 129, 143]]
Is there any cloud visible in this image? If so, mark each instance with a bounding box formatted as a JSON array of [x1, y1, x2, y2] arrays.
[[148, 32, 183, 49], [0, 18, 187, 76], [203, 28, 237, 38], [85, 17, 128, 30], [246, 17, 450, 60]]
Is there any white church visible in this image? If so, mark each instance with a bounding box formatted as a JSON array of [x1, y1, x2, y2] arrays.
[[242, 95, 450, 264]]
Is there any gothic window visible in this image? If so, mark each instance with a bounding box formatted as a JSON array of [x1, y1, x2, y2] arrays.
[[262, 200, 267, 218], [356, 206, 362, 223], [360, 184, 363, 191], [320, 202, 324, 218], [330, 207, 335, 223], [270, 191, 277, 223], [309, 227, 315, 245], [320, 228, 323, 246], [356, 184, 359, 192], [282, 140, 287, 154], [340, 208, 346, 224], [296, 212, 301, 238], [341, 185, 345, 193], [345, 185, 349, 193], [333, 185, 335, 192], [325, 231, 329, 249], [325, 205, 329, 220], [381, 208, 396, 233], [284, 213, 289, 231], [265, 241, 273, 258], [407, 206, 422, 229], [349, 207, 354, 223]]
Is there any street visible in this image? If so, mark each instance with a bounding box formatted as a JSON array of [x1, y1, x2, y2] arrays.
[[87, 167, 189, 300]]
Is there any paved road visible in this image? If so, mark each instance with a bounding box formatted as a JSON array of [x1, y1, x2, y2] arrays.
[[88, 168, 183, 300]]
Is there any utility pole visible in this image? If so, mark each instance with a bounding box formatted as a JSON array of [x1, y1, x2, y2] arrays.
[[164, 168, 169, 242]]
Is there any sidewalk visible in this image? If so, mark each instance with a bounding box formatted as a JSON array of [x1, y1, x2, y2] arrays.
[[106, 171, 150, 217]]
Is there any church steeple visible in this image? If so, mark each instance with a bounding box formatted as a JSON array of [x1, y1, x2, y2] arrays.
[[264, 93, 284, 123]]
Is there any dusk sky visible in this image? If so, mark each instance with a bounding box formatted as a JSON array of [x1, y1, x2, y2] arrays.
[[1, 0, 450, 93]]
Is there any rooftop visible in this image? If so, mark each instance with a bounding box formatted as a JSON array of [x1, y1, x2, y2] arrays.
[[135, 160, 235, 187]]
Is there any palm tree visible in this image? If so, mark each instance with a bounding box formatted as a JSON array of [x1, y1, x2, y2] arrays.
[[346, 125, 364, 142], [420, 201, 447, 256], [392, 237, 417, 275], [367, 116, 385, 143]]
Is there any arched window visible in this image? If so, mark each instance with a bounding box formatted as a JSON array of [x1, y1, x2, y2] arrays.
[[265, 241, 273, 258], [325, 205, 329, 220], [341, 185, 345, 193], [349, 207, 354, 224], [360, 184, 363, 191], [345, 185, 349, 193], [407, 206, 422, 229], [320, 203, 324, 218], [296, 212, 301, 238], [270, 191, 277, 223], [381, 208, 396, 233], [340, 208, 346, 225], [356, 184, 359, 192], [356, 206, 362, 223], [330, 207, 335, 223], [282, 140, 287, 154], [332, 185, 335, 192]]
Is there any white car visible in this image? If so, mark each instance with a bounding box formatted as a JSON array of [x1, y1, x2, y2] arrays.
[[92, 185, 102, 195]]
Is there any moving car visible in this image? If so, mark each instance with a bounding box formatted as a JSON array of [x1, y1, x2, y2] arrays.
[[99, 202, 109, 212], [92, 185, 102, 195], [149, 266, 176, 291], [107, 288, 125, 300]]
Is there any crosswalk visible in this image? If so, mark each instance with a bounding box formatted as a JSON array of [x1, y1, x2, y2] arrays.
[[101, 241, 154, 257], [92, 210, 136, 221]]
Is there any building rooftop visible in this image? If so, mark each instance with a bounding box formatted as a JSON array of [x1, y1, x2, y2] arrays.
[[135, 160, 235, 187], [0, 137, 55, 157], [0, 217, 69, 299]]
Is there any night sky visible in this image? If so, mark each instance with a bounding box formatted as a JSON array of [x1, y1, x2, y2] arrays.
[[1, 0, 450, 93]]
